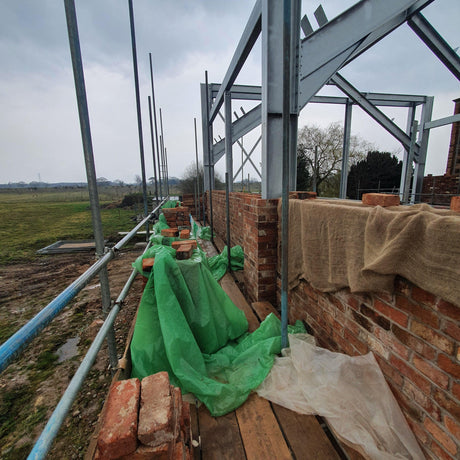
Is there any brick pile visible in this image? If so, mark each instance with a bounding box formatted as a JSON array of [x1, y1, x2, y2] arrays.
[[181, 194, 202, 219], [96, 372, 192, 459], [162, 207, 191, 229]]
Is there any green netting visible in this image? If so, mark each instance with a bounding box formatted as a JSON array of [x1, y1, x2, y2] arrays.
[[207, 245, 244, 280], [161, 200, 181, 208], [191, 220, 213, 240], [152, 213, 170, 235], [130, 249, 305, 416]]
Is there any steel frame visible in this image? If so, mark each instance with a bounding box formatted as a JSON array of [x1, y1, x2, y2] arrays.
[[202, 0, 459, 202]]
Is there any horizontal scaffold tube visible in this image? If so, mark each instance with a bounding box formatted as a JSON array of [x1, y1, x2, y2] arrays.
[[0, 198, 167, 374]]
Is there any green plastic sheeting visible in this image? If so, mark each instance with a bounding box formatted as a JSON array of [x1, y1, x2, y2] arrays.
[[162, 200, 181, 208], [151, 213, 169, 236], [191, 220, 212, 240], [208, 246, 244, 280], [130, 249, 305, 416]]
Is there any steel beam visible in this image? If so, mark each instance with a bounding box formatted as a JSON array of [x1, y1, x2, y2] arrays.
[[209, 0, 262, 123], [299, 0, 434, 108], [201, 83, 213, 191], [331, 73, 420, 156], [424, 113, 460, 130], [408, 12, 460, 82]]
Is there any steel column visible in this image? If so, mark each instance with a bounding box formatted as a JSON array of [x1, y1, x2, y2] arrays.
[[262, 0, 285, 199], [194, 118, 201, 223], [399, 103, 416, 201], [403, 120, 419, 203], [225, 91, 233, 192], [414, 96, 434, 201], [340, 100, 353, 198]]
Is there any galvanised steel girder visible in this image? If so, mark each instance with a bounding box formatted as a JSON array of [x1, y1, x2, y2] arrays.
[[408, 12, 460, 81], [208, 0, 262, 123], [299, 0, 435, 109], [424, 113, 460, 130], [331, 73, 421, 156]]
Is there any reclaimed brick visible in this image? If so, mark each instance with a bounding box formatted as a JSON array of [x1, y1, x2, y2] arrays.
[[389, 354, 431, 393], [437, 299, 460, 322], [445, 415, 460, 442], [362, 193, 400, 207], [410, 321, 454, 355], [450, 195, 460, 212], [412, 355, 449, 389], [433, 388, 460, 419], [411, 286, 437, 306], [142, 258, 155, 273], [176, 244, 193, 260], [161, 228, 179, 237], [373, 299, 409, 327], [403, 379, 441, 421], [443, 320, 460, 341], [172, 240, 197, 250], [179, 229, 190, 239], [424, 417, 457, 456], [437, 354, 460, 379], [430, 441, 455, 460], [395, 294, 439, 328], [138, 372, 175, 447], [453, 382, 460, 400], [97, 378, 140, 459], [391, 324, 436, 360]]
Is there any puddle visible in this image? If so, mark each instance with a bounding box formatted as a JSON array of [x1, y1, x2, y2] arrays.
[[57, 336, 80, 363]]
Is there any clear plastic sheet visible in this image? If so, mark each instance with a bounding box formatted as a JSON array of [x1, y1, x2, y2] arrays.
[[257, 334, 424, 460]]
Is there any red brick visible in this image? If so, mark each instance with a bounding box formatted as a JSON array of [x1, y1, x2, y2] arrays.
[[389, 354, 431, 393], [443, 320, 460, 341], [374, 326, 410, 360], [412, 355, 449, 389], [388, 380, 423, 423], [172, 240, 197, 250], [424, 417, 457, 456], [395, 277, 412, 297], [453, 382, 460, 401], [344, 329, 368, 355], [391, 324, 436, 360], [431, 441, 456, 460], [142, 258, 155, 272], [97, 378, 140, 459], [362, 193, 400, 207], [118, 443, 170, 460], [437, 354, 460, 379], [138, 372, 175, 447], [411, 321, 454, 355], [403, 379, 441, 421], [445, 415, 460, 442], [374, 354, 404, 387], [161, 228, 179, 237], [411, 286, 437, 306], [433, 388, 460, 419], [450, 195, 460, 212], [395, 294, 439, 328], [176, 244, 193, 260], [179, 229, 190, 239], [437, 299, 460, 322], [373, 299, 408, 327]]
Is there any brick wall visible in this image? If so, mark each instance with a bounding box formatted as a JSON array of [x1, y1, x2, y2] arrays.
[[288, 277, 460, 459], [206, 191, 278, 303], [422, 174, 459, 205]]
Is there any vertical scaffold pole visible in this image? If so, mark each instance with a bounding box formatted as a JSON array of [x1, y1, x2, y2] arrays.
[[205, 71, 214, 242], [194, 118, 201, 223], [149, 53, 163, 200], [148, 96, 159, 205], [280, 0, 291, 349], [128, 0, 149, 230], [63, 0, 118, 368]]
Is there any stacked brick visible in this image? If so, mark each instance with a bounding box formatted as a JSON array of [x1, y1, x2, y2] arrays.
[[96, 372, 192, 459], [287, 277, 460, 460], [422, 175, 459, 206], [181, 194, 203, 220], [162, 207, 190, 230]]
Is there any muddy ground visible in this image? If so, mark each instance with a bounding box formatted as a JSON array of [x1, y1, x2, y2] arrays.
[[0, 247, 145, 459]]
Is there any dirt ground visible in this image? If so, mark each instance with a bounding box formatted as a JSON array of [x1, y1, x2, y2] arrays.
[[0, 246, 146, 459]]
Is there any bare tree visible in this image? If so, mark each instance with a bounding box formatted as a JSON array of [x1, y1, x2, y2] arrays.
[[297, 122, 374, 196]]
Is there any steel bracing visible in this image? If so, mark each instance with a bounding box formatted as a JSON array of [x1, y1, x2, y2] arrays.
[[201, 0, 459, 203]]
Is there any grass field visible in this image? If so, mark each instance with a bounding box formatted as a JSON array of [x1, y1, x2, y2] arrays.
[[0, 188, 142, 264]]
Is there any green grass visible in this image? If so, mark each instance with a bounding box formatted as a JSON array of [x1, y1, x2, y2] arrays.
[[0, 189, 139, 264]]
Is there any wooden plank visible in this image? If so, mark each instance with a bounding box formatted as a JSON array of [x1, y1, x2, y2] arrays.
[[198, 405, 246, 460], [271, 404, 341, 460], [251, 301, 280, 322], [220, 273, 260, 332], [236, 393, 292, 460]]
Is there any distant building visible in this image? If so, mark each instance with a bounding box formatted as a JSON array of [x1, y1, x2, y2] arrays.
[[445, 98, 460, 176]]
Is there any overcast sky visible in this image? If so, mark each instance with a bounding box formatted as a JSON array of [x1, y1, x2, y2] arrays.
[[0, 0, 458, 185]]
